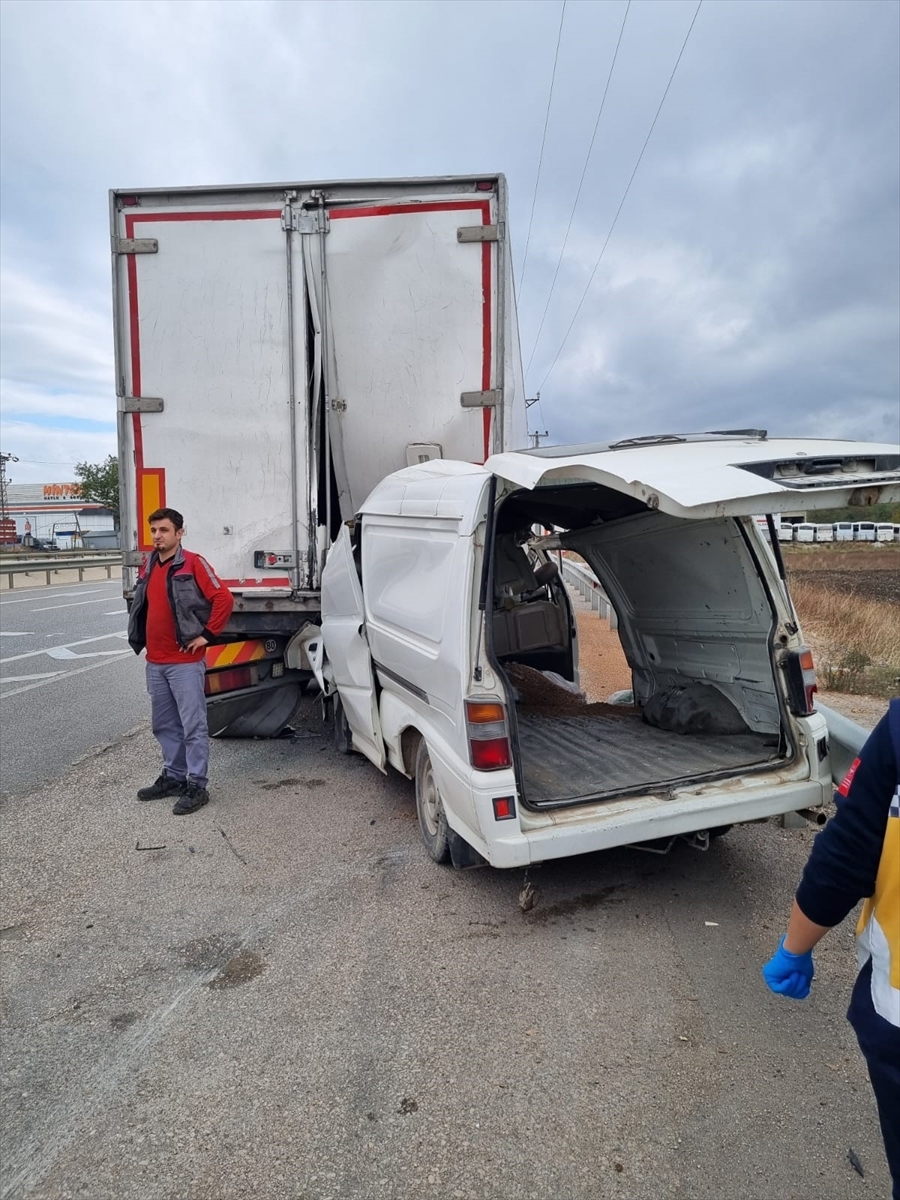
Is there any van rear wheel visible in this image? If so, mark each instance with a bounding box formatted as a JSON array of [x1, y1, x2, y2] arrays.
[[415, 741, 450, 864]]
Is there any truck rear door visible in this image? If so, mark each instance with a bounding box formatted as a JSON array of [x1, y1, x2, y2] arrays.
[[113, 193, 309, 595], [302, 180, 520, 520]]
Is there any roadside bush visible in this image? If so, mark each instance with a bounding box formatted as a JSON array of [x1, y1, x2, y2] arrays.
[[789, 578, 900, 698]]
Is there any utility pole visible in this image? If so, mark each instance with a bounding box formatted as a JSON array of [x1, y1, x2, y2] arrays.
[[0, 452, 18, 519], [525, 391, 549, 450], [0, 452, 19, 545]]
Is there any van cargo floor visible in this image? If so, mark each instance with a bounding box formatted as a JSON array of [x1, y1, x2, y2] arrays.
[[515, 712, 777, 805]]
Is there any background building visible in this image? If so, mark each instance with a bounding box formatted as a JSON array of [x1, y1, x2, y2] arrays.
[[3, 482, 116, 548]]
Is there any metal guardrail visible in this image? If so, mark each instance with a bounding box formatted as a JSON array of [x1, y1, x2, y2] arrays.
[[0, 554, 123, 588], [560, 557, 617, 630], [815, 701, 869, 786]]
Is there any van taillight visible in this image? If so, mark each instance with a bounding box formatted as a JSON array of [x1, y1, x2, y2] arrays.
[[466, 700, 511, 771], [781, 647, 817, 716]]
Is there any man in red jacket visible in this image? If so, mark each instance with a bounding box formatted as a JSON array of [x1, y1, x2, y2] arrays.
[[127, 507, 233, 814]]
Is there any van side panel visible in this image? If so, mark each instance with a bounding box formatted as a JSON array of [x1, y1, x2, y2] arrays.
[[362, 513, 485, 837], [363, 515, 470, 716]]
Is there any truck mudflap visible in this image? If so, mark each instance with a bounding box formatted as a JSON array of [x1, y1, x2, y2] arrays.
[[204, 637, 305, 738], [207, 680, 302, 738]]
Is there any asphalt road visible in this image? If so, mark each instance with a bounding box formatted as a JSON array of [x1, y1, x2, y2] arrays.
[[0, 575, 145, 800], [0, 695, 892, 1200]]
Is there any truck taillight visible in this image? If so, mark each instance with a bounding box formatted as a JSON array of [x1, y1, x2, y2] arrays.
[[205, 666, 255, 696], [465, 700, 511, 771], [781, 647, 817, 716]]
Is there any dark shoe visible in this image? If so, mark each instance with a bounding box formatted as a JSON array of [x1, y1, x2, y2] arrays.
[[173, 783, 209, 815], [137, 773, 185, 801]]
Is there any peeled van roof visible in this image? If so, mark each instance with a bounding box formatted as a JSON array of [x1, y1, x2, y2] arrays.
[[485, 435, 900, 520]]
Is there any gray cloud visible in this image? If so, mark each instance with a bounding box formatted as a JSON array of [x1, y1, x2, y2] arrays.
[[1, 0, 897, 482]]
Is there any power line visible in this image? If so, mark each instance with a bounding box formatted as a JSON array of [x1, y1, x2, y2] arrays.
[[518, 0, 567, 297], [524, 0, 632, 382], [536, 0, 704, 394], [12, 459, 80, 466]]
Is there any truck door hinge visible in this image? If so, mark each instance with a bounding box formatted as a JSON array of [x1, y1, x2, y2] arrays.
[[122, 550, 147, 567], [114, 238, 158, 254], [330, 398, 347, 413], [461, 389, 501, 408], [457, 224, 501, 243], [119, 396, 164, 413], [282, 207, 330, 234]]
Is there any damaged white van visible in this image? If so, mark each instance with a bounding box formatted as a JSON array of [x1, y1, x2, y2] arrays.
[[312, 434, 900, 869]]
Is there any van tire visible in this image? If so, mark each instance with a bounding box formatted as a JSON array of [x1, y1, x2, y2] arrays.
[[415, 741, 450, 864], [334, 696, 354, 755]]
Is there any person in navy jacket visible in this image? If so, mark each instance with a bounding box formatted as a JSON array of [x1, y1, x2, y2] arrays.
[[763, 699, 900, 1197]]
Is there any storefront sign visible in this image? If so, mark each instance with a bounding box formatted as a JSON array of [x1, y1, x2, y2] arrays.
[[43, 483, 82, 499]]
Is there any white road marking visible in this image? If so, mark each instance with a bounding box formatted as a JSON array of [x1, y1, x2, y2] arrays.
[[32, 597, 126, 613], [0, 632, 128, 666], [0, 632, 34, 637], [46, 646, 131, 661], [0, 589, 107, 605], [103, 611, 126, 615], [0, 671, 65, 683], [0, 655, 138, 699]]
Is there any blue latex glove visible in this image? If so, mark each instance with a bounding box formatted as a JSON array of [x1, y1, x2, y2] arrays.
[[762, 936, 815, 999]]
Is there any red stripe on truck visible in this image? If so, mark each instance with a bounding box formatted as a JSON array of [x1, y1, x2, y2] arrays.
[[128, 210, 282, 223], [329, 200, 490, 220], [481, 203, 493, 462]]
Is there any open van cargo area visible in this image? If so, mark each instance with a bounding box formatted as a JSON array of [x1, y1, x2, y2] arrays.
[[491, 480, 792, 809], [514, 704, 777, 807]]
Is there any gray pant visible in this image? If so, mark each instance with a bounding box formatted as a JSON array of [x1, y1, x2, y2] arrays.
[[146, 661, 209, 788]]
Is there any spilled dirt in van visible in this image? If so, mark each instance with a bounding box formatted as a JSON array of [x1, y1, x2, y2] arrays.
[[505, 663, 639, 720]]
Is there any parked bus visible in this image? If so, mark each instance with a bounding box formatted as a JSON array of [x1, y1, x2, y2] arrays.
[[815, 524, 834, 542], [875, 523, 896, 542], [794, 523, 816, 543], [853, 522, 876, 542], [834, 522, 854, 542]]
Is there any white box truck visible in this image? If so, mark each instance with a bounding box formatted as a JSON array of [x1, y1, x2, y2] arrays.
[[111, 176, 526, 734], [311, 435, 900, 868]]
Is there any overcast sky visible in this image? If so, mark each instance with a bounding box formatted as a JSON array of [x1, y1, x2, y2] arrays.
[[1, 0, 898, 485]]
